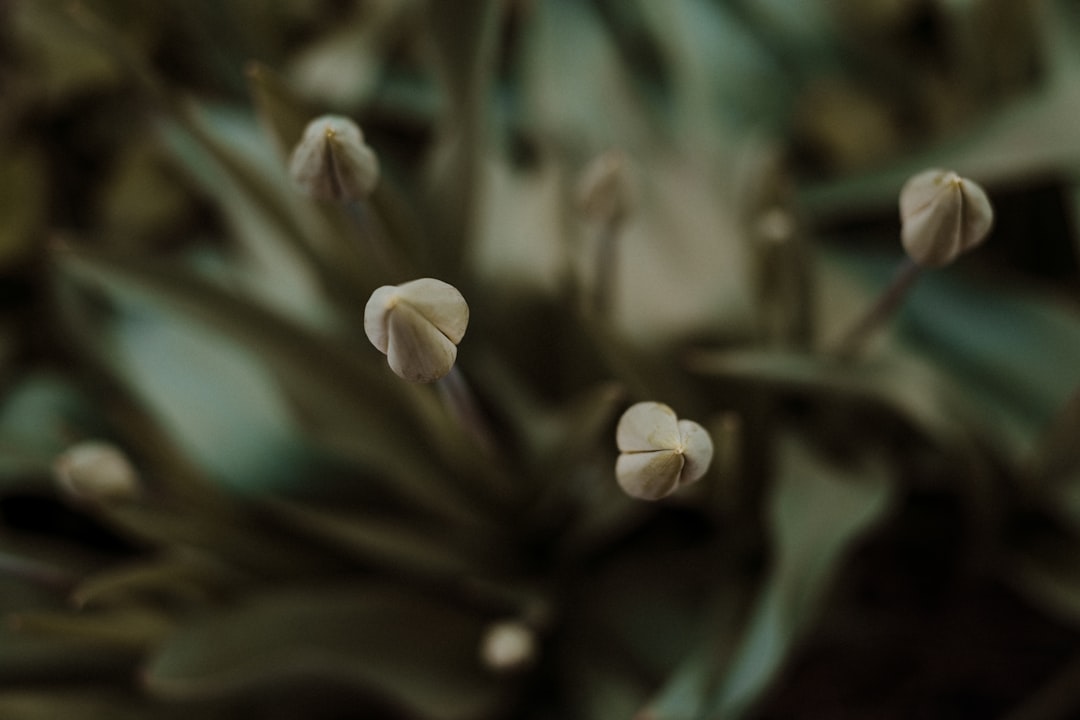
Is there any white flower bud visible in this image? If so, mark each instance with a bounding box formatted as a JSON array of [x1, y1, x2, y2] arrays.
[[288, 115, 379, 202], [899, 169, 993, 268], [53, 441, 139, 503], [479, 620, 536, 672], [364, 278, 469, 383], [615, 402, 713, 501], [576, 150, 630, 226]]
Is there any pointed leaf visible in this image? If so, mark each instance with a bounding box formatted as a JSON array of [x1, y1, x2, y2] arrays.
[[144, 585, 506, 720]]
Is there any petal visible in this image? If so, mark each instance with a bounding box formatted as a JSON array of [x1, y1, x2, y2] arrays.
[[900, 170, 964, 267], [615, 449, 684, 500], [396, 278, 470, 345], [899, 169, 993, 268], [677, 419, 714, 486], [616, 401, 680, 452], [898, 168, 954, 222], [288, 115, 378, 202], [958, 178, 994, 249], [363, 285, 399, 354], [330, 135, 380, 199], [385, 302, 458, 383]]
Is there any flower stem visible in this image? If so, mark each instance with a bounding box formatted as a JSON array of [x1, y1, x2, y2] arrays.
[[591, 220, 621, 319], [0, 552, 74, 591], [438, 366, 499, 456], [345, 200, 405, 278], [832, 257, 922, 360]]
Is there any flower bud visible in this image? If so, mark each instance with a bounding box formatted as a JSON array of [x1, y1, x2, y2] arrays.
[[899, 169, 993, 268], [576, 150, 630, 226], [615, 402, 713, 501], [364, 278, 469, 383], [288, 115, 379, 202], [479, 620, 536, 672], [53, 441, 139, 503]]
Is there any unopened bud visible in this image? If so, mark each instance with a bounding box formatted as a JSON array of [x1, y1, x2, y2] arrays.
[[364, 278, 469, 383], [577, 150, 630, 226], [288, 115, 379, 202], [53, 441, 139, 503], [899, 169, 993, 268], [615, 402, 713, 501], [480, 620, 536, 672]]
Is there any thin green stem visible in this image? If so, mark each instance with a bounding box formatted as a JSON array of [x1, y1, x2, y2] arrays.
[[345, 201, 406, 279], [831, 257, 922, 361], [438, 365, 499, 458]]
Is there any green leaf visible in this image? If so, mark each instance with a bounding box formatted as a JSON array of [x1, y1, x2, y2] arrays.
[[420, 0, 502, 271], [144, 585, 507, 720], [688, 348, 980, 455], [0, 692, 163, 720], [706, 432, 894, 718], [54, 246, 494, 526], [72, 553, 242, 609], [246, 62, 316, 159], [159, 102, 370, 314], [0, 630, 138, 684], [644, 431, 894, 720], [255, 497, 501, 580], [1006, 523, 1080, 630], [8, 607, 173, 650], [0, 142, 47, 269]]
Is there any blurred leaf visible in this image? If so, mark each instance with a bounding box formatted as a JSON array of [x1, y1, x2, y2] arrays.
[[246, 62, 316, 159], [54, 245, 493, 526], [688, 348, 979, 454], [97, 134, 192, 250], [800, 0, 1080, 218], [0, 142, 47, 268], [144, 585, 506, 720], [421, 0, 502, 271], [0, 628, 138, 684], [159, 102, 367, 320], [708, 432, 893, 718], [0, 373, 102, 491], [0, 691, 187, 720], [9, 606, 173, 649], [422, 0, 500, 116], [284, 1, 414, 112], [895, 263, 1080, 466], [256, 496, 501, 579], [11, 2, 124, 102], [645, 431, 894, 719], [91, 500, 337, 578], [72, 552, 241, 609], [1030, 389, 1080, 489], [636, 0, 795, 138], [519, 0, 648, 148]]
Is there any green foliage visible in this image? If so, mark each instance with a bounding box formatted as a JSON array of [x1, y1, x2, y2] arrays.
[[2, 1, 1080, 719]]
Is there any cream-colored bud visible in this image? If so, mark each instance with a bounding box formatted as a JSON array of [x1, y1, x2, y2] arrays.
[[899, 169, 993, 268], [53, 441, 139, 503], [576, 150, 630, 226], [288, 115, 379, 202], [479, 620, 536, 672], [615, 402, 713, 501], [364, 278, 469, 383]]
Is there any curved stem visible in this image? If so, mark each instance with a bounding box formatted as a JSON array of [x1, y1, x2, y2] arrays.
[[438, 366, 499, 458], [831, 257, 922, 361]]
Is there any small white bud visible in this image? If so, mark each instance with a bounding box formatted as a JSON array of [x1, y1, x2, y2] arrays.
[[615, 402, 714, 501], [53, 441, 139, 503], [479, 620, 536, 672], [364, 278, 469, 383], [576, 150, 630, 226], [288, 115, 380, 202], [899, 169, 993, 268]]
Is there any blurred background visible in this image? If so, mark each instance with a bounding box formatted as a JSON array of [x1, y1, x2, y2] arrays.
[[2, 1, 1080, 718]]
